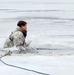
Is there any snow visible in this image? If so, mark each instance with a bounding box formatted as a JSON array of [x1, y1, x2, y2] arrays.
[[0, 55, 74, 75], [0, 0, 74, 75]]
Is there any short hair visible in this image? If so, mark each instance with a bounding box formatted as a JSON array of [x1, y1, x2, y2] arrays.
[[17, 20, 27, 27]]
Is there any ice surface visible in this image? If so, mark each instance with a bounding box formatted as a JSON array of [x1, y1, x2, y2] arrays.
[[0, 55, 74, 75], [0, 0, 74, 75]]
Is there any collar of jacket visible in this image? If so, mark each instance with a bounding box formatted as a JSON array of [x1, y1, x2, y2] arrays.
[[15, 26, 27, 38], [15, 26, 22, 32]]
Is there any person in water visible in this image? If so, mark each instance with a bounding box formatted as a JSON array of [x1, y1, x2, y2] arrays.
[[4, 20, 28, 53]]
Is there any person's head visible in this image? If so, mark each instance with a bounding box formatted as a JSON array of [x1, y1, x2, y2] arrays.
[[17, 20, 27, 31]]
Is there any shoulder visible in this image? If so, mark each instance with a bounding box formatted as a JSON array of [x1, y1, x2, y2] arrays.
[[12, 31, 23, 37]]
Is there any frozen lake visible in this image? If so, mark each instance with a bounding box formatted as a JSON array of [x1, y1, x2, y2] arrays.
[[0, 0, 74, 49], [0, 0, 74, 75]]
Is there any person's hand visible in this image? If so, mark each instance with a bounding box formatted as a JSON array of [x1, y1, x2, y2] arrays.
[[4, 51, 12, 56]]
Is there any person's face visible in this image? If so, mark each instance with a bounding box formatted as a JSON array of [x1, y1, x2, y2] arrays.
[[21, 24, 27, 31]]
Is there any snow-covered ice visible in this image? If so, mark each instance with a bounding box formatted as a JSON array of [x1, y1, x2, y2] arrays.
[[0, 55, 74, 75], [0, 0, 74, 75]]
